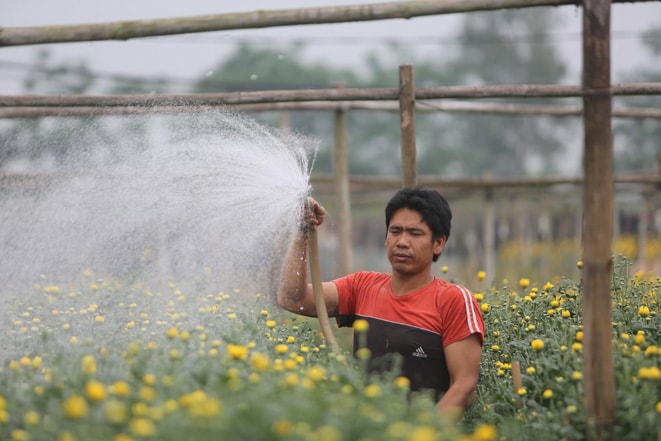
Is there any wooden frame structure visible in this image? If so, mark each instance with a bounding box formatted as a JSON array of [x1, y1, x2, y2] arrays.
[[2, 1, 661, 438]]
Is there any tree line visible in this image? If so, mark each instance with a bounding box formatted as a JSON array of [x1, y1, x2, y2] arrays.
[[1, 9, 659, 176]]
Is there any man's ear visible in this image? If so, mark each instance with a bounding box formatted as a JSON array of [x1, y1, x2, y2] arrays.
[[433, 236, 446, 255]]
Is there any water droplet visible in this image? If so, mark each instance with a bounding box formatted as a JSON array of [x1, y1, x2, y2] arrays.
[[250, 74, 258, 81]]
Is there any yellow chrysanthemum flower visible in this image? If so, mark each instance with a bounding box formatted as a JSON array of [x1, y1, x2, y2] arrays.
[[638, 305, 651, 317], [353, 319, 369, 332], [251, 352, 270, 371], [394, 376, 410, 389], [23, 410, 40, 426], [104, 399, 128, 424], [272, 419, 294, 437], [85, 380, 107, 402], [129, 417, 156, 437], [165, 327, 178, 339], [364, 384, 381, 398], [638, 366, 661, 380], [227, 344, 248, 360], [473, 423, 498, 441], [62, 395, 88, 420], [110, 381, 131, 397], [307, 365, 326, 382], [283, 373, 298, 387], [531, 339, 544, 351]]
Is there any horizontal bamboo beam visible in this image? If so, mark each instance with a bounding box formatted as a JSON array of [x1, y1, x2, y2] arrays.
[[310, 173, 661, 190], [1, 83, 660, 108], [1, 100, 660, 119], [4, 172, 658, 193], [0, 0, 650, 47]]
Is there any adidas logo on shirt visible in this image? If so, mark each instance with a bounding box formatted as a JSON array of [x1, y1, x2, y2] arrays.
[[412, 346, 427, 358]]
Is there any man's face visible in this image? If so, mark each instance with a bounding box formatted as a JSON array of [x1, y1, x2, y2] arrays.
[[385, 208, 446, 275]]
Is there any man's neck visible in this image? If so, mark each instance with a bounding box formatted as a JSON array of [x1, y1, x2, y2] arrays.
[[390, 272, 434, 296]]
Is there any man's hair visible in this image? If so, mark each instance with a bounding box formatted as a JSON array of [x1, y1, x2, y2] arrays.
[[385, 186, 452, 262]]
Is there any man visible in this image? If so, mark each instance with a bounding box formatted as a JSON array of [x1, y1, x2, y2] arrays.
[[277, 186, 484, 419]]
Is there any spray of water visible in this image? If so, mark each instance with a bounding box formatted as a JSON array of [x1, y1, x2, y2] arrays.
[[0, 107, 316, 322]]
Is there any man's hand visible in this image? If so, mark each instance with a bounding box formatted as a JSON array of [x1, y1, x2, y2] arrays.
[[301, 197, 326, 232]]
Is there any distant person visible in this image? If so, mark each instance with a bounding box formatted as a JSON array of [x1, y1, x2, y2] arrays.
[[277, 186, 485, 420]]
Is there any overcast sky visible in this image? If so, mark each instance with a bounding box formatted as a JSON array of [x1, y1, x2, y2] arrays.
[[1, 0, 661, 93]]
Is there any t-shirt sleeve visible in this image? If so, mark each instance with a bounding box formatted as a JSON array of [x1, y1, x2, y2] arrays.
[[332, 273, 357, 328], [440, 284, 485, 347]]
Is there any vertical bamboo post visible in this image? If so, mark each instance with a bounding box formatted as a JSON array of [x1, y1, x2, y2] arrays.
[[399, 65, 417, 188], [637, 189, 651, 266], [483, 189, 496, 282], [638, 156, 661, 266], [582, 0, 616, 439], [278, 110, 291, 133], [333, 83, 353, 275], [511, 360, 523, 409]]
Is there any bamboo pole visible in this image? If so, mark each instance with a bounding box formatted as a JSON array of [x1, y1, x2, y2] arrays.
[[582, 1, 616, 438], [333, 85, 354, 275], [512, 360, 523, 409], [6, 171, 658, 197], [3, 101, 661, 119], [0, 0, 652, 47], [308, 229, 340, 352], [2, 83, 661, 108], [637, 190, 652, 266], [399, 65, 417, 188], [308, 173, 661, 191], [483, 189, 496, 282]]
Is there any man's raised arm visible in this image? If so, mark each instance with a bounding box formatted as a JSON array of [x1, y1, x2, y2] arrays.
[[276, 198, 338, 317]]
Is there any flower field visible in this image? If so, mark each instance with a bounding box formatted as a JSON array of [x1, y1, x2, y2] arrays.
[[1, 257, 659, 441]]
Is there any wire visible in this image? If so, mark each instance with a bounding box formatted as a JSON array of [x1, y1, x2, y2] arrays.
[[0, 29, 657, 89]]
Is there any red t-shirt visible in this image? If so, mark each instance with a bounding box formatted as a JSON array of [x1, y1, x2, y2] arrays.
[[333, 271, 484, 399]]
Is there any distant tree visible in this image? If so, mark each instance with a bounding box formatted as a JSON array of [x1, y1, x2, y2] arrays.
[[0, 49, 118, 170], [420, 9, 572, 177], [22, 49, 96, 95], [188, 42, 363, 174], [0, 48, 188, 172], [194, 41, 359, 92], [344, 45, 463, 175], [613, 23, 661, 172]]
